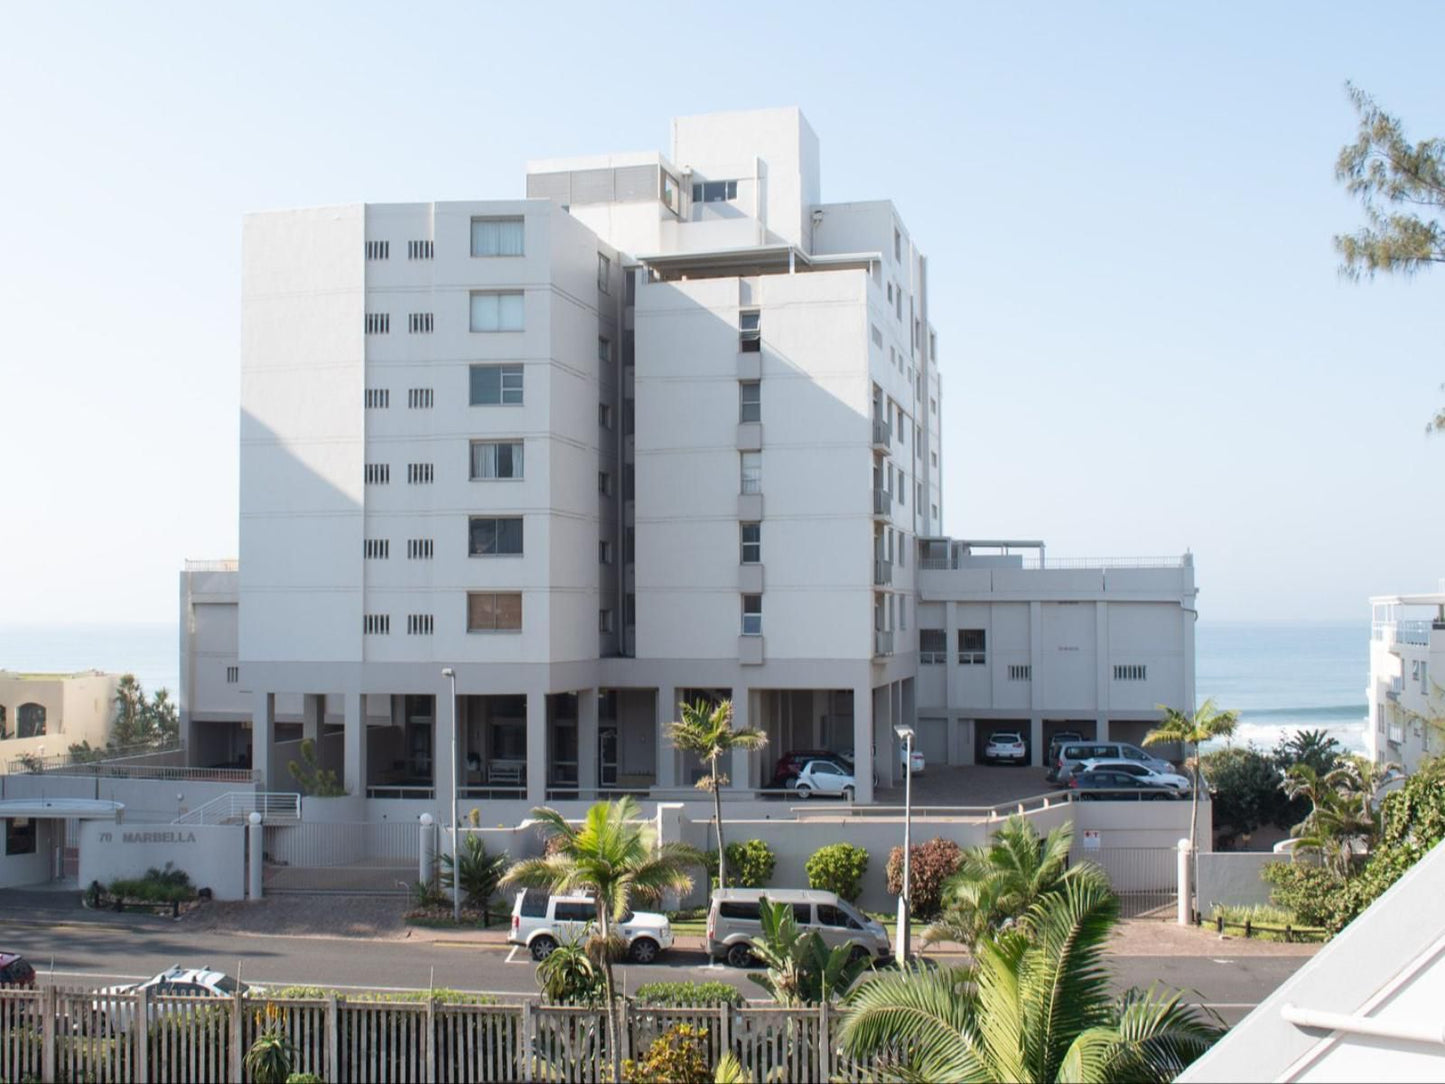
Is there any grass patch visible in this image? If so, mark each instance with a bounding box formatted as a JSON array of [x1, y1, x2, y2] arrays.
[[1210, 903, 1328, 943]]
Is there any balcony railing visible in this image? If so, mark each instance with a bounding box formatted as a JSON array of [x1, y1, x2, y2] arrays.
[[873, 559, 893, 586], [872, 418, 891, 449], [872, 488, 892, 516], [1375, 620, 1433, 647], [874, 629, 894, 656], [184, 558, 239, 572]]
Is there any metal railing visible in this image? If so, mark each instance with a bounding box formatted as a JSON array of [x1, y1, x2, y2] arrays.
[[368, 785, 437, 800], [5, 743, 183, 775], [173, 790, 299, 825], [917, 551, 1188, 572], [9, 759, 254, 784], [1376, 620, 1433, 647], [183, 558, 239, 572], [872, 488, 892, 516], [790, 786, 1205, 820], [873, 629, 894, 656], [871, 417, 891, 447], [873, 558, 893, 586]]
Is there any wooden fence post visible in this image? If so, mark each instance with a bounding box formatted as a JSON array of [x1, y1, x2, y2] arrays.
[[327, 995, 340, 1082], [41, 986, 56, 1084], [426, 997, 437, 1082], [820, 1000, 833, 1081], [229, 990, 244, 1083], [520, 1000, 534, 1083], [718, 1002, 731, 1061], [135, 988, 150, 1084]]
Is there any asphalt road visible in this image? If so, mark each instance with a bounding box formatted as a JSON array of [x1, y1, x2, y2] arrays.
[[10, 918, 1304, 1025]]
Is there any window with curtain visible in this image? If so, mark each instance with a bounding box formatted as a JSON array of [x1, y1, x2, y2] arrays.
[[468, 592, 523, 632], [469, 517, 524, 556], [470, 291, 525, 332], [471, 217, 524, 257], [470, 440, 524, 480]]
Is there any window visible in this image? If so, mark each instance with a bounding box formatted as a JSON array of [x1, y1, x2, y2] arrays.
[[1114, 664, 1148, 682], [365, 240, 389, 260], [1008, 664, 1032, 682], [739, 310, 761, 353], [407, 614, 434, 636], [739, 381, 761, 423], [742, 594, 762, 636], [740, 522, 761, 564], [364, 539, 389, 559], [740, 452, 761, 494], [930, 330, 938, 360], [930, 397, 937, 414], [959, 629, 986, 665], [469, 517, 524, 556], [894, 227, 902, 261], [407, 387, 434, 408], [365, 388, 389, 409], [896, 531, 905, 568], [225, 666, 239, 684], [365, 463, 390, 485], [471, 216, 524, 257], [598, 470, 612, 496], [598, 403, 613, 429], [871, 324, 883, 349], [886, 283, 893, 303], [467, 592, 522, 632], [718, 901, 762, 921], [365, 313, 389, 334], [900, 596, 908, 630], [407, 538, 434, 560], [363, 614, 390, 635], [599, 609, 614, 633], [408, 312, 434, 334], [931, 450, 938, 467], [406, 462, 434, 484], [920, 629, 946, 664], [407, 240, 434, 260], [469, 291, 524, 332], [1377, 703, 1385, 732], [5, 818, 36, 857], [470, 440, 524, 480], [597, 253, 611, 292], [599, 540, 613, 564], [817, 904, 861, 930], [692, 179, 738, 202], [598, 337, 612, 363], [470, 364, 524, 405]]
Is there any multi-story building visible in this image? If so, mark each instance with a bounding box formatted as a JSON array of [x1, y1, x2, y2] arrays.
[[0, 670, 121, 765], [181, 107, 1197, 813], [1367, 592, 1444, 774]]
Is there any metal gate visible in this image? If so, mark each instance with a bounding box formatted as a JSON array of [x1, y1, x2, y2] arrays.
[[262, 821, 419, 894], [1086, 845, 1178, 918]]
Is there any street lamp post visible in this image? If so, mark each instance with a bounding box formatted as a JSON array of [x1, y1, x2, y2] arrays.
[[893, 724, 915, 963], [442, 667, 460, 922]]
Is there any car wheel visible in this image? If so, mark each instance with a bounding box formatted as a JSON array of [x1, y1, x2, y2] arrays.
[[849, 945, 872, 966], [726, 943, 754, 968], [795, 784, 812, 799], [843, 785, 855, 802], [629, 938, 659, 964], [529, 935, 558, 961]]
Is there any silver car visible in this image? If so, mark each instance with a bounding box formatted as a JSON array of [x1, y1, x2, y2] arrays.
[[706, 888, 890, 968], [508, 889, 674, 963]]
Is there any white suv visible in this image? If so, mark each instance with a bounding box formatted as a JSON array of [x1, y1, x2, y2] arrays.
[[509, 889, 674, 963]]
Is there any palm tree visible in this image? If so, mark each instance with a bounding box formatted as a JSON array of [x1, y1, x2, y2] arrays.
[[665, 698, 768, 888], [501, 797, 705, 1083], [746, 898, 873, 1005], [1283, 755, 1399, 875], [841, 881, 1222, 1082], [925, 817, 1108, 951], [1144, 698, 1238, 856]]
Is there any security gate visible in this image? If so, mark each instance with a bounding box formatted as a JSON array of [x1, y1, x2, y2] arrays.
[[1087, 845, 1178, 918], [262, 821, 418, 894]]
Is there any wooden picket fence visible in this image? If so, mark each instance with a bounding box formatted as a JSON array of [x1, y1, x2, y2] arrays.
[[0, 987, 880, 1083]]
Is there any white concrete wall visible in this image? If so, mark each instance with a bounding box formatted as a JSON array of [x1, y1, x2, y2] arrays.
[[0, 774, 243, 823], [78, 820, 246, 900], [1196, 851, 1278, 915], [0, 673, 120, 760], [0, 819, 57, 888]]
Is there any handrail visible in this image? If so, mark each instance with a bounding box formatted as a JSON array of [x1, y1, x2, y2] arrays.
[[1282, 1003, 1445, 1046], [7, 744, 183, 775], [173, 791, 300, 825]]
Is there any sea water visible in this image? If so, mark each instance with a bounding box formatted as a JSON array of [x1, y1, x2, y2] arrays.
[[0, 619, 1371, 752]]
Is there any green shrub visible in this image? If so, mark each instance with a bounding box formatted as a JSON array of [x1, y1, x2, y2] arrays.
[[286, 1075, 324, 1084], [633, 981, 745, 1008], [805, 843, 869, 902], [726, 839, 776, 888], [1200, 746, 1291, 839], [1261, 860, 1357, 932], [267, 985, 496, 1005], [1210, 903, 1326, 942], [884, 838, 963, 919], [109, 863, 194, 906], [621, 1023, 711, 1084]]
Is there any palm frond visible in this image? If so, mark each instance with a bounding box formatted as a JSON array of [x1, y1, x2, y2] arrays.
[[1102, 986, 1225, 1082], [841, 963, 988, 1083]]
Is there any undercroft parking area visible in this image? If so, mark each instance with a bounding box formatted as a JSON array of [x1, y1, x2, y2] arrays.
[[873, 764, 1059, 807]]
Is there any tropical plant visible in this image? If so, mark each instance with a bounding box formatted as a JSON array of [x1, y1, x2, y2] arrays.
[[886, 837, 963, 920], [409, 879, 446, 909], [925, 818, 1107, 952], [244, 1005, 295, 1084], [841, 881, 1222, 1082], [713, 1053, 750, 1084], [286, 738, 345, 797], [1272, 728, 1344, 777], [1198, 746, 1288, 842], [439, 833, 510, 923], [500, 797, 705, 1084], [1282, 755, 1398, 876], [666, 699, 768, 889], [1144, 698, 1238, 889], [805, 842, 869, 902], [633, 981, 745, 1008], [747, 898, 872, 1006], [726, 839, 776, 888], [66, 740, 106, 764], [535, 934, 606, 1004], [622, 1023, 713, 1084]]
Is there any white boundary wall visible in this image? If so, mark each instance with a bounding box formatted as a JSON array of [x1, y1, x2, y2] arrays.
[[78, 821, 245, 900]]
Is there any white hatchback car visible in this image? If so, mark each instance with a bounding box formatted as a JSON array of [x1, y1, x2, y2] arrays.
[[509, 890, 674, 963], [984, 731, 1028, 765], [790, 759, 857, 800]]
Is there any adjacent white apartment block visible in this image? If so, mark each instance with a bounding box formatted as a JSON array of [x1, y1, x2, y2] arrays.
[[180, 107, 1195, 814], [1367, 593, 1444, 774]]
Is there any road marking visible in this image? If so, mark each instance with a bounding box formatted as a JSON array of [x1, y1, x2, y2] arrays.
[[505, 946, 526, 964]]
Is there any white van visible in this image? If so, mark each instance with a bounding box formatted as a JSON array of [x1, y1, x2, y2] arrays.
[[509, 889, 673, 963], [705, 888, 890, 967]]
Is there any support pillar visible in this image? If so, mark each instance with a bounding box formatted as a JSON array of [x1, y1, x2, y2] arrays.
[[250, 691, 274, 789], [655, 686, 677, 788], [730, 688, 750, 790], [343, 692, 366, 798], [578, 689, 599, 798], [852, 684, 874, 804], [1096, 715, 1110, 742], [301, 694, 322, 746], [247, 812, 263, 900], [1029, 716, 1045, 768], [419, 813, 436, 887], [436, 685, 457, 806], [1177, 838, 1193, 926], [526, 690, 547, 804]]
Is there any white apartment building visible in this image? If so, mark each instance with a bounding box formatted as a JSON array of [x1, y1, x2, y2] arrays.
[[180, 107, 1197, 814], [1367, 592, 1444, 774]]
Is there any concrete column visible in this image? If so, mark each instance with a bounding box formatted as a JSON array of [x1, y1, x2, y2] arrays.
[[1029, 600, 1044, 766], [436, 685, 457, 807], [250, 691, 274, 789], [655, 686, 677, 788], [853, 683, 874, 804], [1096, 716, 1110, 742], [301, 694, 322, 746], [1177, 838, 1193, 925], [1029, 716, 1045, 768], [730, 687, 750, 790], [1095, 602, 1111, 721], [526, 690, 547, 804], [577, 689, 599, 797], [247, 812, 263, 900], [877, 684, 895, 788], [419, 813, 436, 887], [343, 692, 366, 798], [944, 601, 959, 705]]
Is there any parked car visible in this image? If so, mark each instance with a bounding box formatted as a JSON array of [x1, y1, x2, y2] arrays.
[[984, 731, 1028, 765], [95, 966, 257, 1031], [1043, 732, 1085, 781], [706, 888, 891, 968], [1069, 769, 1181, 799], [508, 889, 673, 963], [788, 759, 857, 800], [769, 750, 850, 788], [1053, 742, 1173, 785], [1076, 759, 1190, 791], [0, 953, 36, 988], [901, 747, 926, 775]]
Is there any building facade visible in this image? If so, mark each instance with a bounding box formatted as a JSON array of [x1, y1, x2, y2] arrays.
[[181, 108, 1197, 812], [1367, 593, 1444, 774], [0, 671, 120, 765]]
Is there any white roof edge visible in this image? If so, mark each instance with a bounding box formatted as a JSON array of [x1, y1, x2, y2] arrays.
[[0, 798, 125, 818], [1371, 593, 1445, 606]]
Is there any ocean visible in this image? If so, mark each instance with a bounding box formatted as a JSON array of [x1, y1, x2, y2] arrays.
[[0, 619, 1370, 753]]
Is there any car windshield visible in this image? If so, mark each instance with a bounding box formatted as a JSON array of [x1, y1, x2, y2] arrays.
[[212, 975, 240, 995]]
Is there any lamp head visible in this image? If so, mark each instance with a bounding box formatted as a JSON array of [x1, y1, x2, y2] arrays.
[[441, 668, 455, 678]]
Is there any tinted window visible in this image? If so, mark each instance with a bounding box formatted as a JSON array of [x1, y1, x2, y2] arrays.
[[555, 902, 594, 922], [1120, 746, 1148, 761], [520, 889, 550, 917], [817, 905, 860, 929], [792, 903, 812, 925], [718, 901, 762, 921]]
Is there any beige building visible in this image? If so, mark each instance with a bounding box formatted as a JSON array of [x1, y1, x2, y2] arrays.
[[0, 671, 121, 765]]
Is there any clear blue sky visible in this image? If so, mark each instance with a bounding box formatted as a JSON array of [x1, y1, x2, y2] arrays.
[[1, 0, 1440, 624]]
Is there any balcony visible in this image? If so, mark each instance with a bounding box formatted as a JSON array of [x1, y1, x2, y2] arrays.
[[872, 418, 892, 452], [1389, 724, 1405, 746], [872, 488, 892, 519], [874, 629, 894, 657], [873, 559, 893, 586]]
